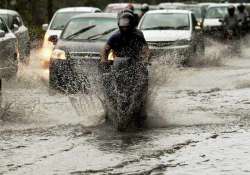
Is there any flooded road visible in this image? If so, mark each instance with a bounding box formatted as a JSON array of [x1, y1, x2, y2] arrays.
[[1, 45, 250, 174]]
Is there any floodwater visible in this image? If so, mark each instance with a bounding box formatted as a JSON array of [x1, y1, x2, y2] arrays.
[[1, 42, 250, 174]]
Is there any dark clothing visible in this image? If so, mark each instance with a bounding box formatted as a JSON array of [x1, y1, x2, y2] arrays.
[[107, 29, 147, 61], [223, 14, 238, 30], [223, 14, 239, 37]]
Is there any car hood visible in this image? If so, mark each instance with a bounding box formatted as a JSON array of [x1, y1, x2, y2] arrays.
[[203, 18, 222, 27], [55, 39, 105, 53], [142, 30, 191, 42]]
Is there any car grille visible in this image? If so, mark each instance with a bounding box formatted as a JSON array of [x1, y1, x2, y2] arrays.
[[148, 41, 175, 48], [69, 52, 100, 59]]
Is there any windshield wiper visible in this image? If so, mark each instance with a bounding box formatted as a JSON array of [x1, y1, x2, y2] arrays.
[[65, 25, 96, 40], [86, 27, 117, 40], [175, 25, 190, 30], [143, 26, 176, 30]]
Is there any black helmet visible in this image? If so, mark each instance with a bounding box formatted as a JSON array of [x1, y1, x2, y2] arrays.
[[238, 4, 245, 13], [228, 5, 235, 16], [118, 12, 136, 33], [141, 3, 149, 12]]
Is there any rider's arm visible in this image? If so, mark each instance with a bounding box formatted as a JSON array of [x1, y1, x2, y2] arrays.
[[101, 43, 111, 63]]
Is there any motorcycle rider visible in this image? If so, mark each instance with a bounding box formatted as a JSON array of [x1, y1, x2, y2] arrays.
[[237, 4, 249, 35], [100, 12, 150, 129], [126, 3, 140, 26], [101, 12, 149, 64], [222, 5, 239, 38], [139, 3, 149, 19]]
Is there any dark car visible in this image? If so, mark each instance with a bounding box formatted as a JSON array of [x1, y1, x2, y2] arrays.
[[176, 4, 206, 27], [0, 9, 30, 64], [48, 13, 117, 93]]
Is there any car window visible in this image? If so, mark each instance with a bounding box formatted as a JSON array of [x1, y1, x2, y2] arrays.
[[0, 14, 8, 24], [177, 6, 202, 19], [140, 13, 190, 30], [0, 18, 8, 33], [206, 6, 228, 19], [50, 12, 88, 30], [62, 17, 117, 40]]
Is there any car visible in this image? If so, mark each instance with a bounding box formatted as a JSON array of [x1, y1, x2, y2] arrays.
[[149, 5, 158, 11], [138, 9, 205, 62], [203, 4, 237, 39], [41, 7, 101, 68], [0, 9, 30, 64], [48, 13, 117, 93], [176, 4, 206, 27], [0, 17, 18, 96], [104, 3, 142, 15]]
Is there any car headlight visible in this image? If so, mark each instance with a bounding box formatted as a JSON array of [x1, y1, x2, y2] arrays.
[[51, 49, 66, 60], [175, 39, 190, 46]]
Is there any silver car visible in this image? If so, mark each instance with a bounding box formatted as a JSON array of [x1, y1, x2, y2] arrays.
[[138, 9, 205, 62], [0, 17, 18, 92], [0, 9, 30, 64]]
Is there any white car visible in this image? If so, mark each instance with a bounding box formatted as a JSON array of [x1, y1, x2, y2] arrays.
[[0, 9, 30, 64], [41, 7, 101, 67], [138, 10, 204, 61], [0, 17, 18, 89]]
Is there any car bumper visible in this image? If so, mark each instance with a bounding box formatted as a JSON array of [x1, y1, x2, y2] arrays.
[[149, 44, 192, 60]]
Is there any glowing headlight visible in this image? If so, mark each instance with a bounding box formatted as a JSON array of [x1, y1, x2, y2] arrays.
[[51, 49, 66, 60]]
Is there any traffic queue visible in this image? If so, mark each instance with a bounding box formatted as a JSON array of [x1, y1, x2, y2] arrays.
[[1, 2, 250, 94]]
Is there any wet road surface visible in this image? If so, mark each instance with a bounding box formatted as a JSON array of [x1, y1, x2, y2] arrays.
[[1, 45, 250, 174]]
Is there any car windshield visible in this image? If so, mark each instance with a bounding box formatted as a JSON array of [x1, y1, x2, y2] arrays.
[[0, 14, 8, 24], [140, 13, 190, 30], [205, 6, 228, 19], [0, 18, 8, 33], [62, 17, 117, 41], [50, 12, 87, 30], [177, 6, 202, 19]]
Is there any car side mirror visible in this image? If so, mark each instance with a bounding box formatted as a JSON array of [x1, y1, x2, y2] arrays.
[[48, 35, 58, 45], [42, 24, 48, 31], [13, 24, 19, 32], [0, 30, 5, 38]]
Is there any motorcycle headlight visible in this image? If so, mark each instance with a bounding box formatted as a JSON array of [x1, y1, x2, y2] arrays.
[[175, 39, 190, 46], [51, 49, 66, 60]]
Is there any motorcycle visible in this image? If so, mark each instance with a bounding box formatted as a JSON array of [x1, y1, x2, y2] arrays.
[[99, 56, 148, 131]]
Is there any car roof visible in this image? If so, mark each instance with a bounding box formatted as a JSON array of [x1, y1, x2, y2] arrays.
[[106, 3, 142, 8], [55, 7, 101, 13], [70, 13, 117, 19], [207, 3, 238, 8], [146, 9, 192, 14], [158, 2, 185, 6], [0, 9, 18, 15]]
